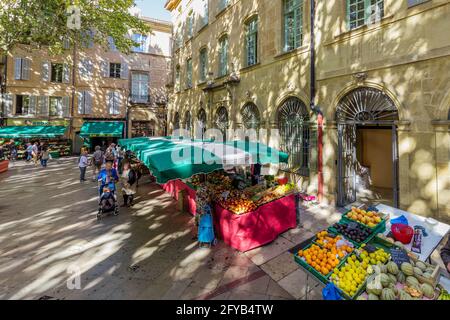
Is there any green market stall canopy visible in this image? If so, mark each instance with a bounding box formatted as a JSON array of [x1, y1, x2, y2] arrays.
[[0, 126, 67, 138], [80, 122, 124, 138], [119, 137, 289, 184]]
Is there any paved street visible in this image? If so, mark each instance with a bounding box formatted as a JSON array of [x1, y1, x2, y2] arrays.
[[0, 158, 341, 300]]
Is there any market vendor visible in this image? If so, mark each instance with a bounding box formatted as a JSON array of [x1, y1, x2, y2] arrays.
[[441, 237, 450, 273]]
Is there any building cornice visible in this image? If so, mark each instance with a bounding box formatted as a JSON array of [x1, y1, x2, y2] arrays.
[[165, 0, 181, 12]]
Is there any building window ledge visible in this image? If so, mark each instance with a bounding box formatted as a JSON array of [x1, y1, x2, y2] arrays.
[[216, 6, 231, 19], [332, 15, 394, 42], [274, 45, 309, 60], [197, 23, 208, 34], [240, 62, 261, 73]]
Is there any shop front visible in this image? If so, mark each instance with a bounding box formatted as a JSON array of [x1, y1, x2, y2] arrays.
[[0, 119, 71, 159], [79, 121, 125, 151]]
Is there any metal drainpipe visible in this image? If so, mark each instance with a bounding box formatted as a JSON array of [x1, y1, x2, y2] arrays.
[[309, 0, 324, 202], [70, 42, 77, 152]]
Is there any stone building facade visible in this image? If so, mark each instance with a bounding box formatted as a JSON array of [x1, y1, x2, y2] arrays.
[[165, 0, 450, 221], [0, 17, 172, 151]]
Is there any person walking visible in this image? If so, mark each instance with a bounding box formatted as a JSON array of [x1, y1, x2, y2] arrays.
[[25, 143, 33, 162], [78, 150, 89, 183], [8, 140, 17, 163], [121, 162, 137, 207], [31, 142, 39, 166], [40, 145, 50, 168], [92, 146, 104, 181]]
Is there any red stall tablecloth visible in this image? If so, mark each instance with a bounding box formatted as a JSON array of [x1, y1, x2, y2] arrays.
[[0, 160, 9, 174], [214, 193, 297, 252], [161, 179, 197, 216]]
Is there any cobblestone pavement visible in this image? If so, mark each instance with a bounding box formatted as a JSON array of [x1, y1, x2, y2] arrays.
[[0, 158, 341, 300]]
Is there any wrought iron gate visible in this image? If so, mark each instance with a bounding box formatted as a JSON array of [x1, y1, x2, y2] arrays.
[[215, 106, 229, 141], [336, 87, 399, 207], [278, 97, 310, 175]]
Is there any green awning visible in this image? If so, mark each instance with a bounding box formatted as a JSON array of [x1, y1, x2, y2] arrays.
[[0, 126, 67, 138], [80, 122, 124, 138], [118, 137, 289, 184]]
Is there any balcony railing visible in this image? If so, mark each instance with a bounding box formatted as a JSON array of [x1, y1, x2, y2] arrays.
[[130, 95, 151, 104]]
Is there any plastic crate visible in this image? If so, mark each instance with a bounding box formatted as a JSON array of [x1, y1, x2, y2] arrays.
[[341, 210, 387, 234], [294, 243, 333, 285], [328, 222, 376, 248]]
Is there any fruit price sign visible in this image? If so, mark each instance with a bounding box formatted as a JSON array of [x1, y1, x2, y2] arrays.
[[390, 248, 411, 267]]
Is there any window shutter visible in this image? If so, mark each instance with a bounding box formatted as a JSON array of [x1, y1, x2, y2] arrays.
[[63, 63, 70, 83], [107, 91, 114, 114], [85, 91, 92, 115], [113, 92, 121, 115], [3, 94, 13, 116], [29, 96, 37, 115], [101, 60, 109, 77], [62, 96, 70, 117], [77, 91, 85, 114], [22, 58, 31, 80], [14, 58, 22, 80], [42, 61, 50, 81], [121, 60, 129, 79], [38, 96, 49, 116]]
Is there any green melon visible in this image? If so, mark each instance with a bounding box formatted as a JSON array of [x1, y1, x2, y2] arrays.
[[423, 272, 433, 279], [399, 289, 413, 300], [388, 274, 397, 284], [397, 271, 406, 284], [381, 288, 396, 300], [406, 276, 420, 287], [368, 293, 379, 300], [401, 262, 414, 276], [415, 261, 427, 272], [379, 273, 392, 287], [387, 261, 399, 275], [421, 283, 435, 299], [414, 267, 423, 276]]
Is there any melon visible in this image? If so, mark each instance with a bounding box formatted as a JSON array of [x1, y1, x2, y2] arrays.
[[399, 289, 413, 300], [368, 293, 379, 300], [397, 271, 406, 284], [379, 273, 392, 287], [388, 283, 399, 295], [423, 272, 433, 279], [414, 267, 423, 276], [388, 274, 397, 284], [409, 260, 415, 267], [381, 288, 396, 300], [421, 283, 435, 299], [425, 267, 435, 274], [406, 276, 420, 287], [387, 261, 399, 275], [416, 261, 427, 272], [401, 262, 414, 276]]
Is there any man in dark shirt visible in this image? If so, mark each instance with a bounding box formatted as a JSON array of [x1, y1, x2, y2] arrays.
[[441, 237, 450, 273]]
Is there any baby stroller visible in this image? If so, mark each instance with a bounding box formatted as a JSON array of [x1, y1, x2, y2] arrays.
[[97, 185, 119, 220]]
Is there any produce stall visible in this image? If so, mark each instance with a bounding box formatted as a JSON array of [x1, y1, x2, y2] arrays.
[[292, 205, 450, 300], [119, 137, 299, 252]]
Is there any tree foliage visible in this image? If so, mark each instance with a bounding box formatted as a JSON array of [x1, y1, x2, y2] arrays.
[[0, 0, 151, 54]]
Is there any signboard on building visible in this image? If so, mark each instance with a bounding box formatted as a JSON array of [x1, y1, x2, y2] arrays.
[[6, 119, 70, 127]]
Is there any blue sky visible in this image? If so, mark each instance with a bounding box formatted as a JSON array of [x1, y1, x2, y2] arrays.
[[135, 0, 171, 21]]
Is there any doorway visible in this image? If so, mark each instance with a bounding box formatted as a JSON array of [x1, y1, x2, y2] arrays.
[[336, 87, 399, 208]]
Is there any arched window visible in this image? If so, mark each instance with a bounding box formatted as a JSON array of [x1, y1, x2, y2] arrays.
[[278, 97, 310, 175], [215, 106, 229, 140], [173, 112, 180, 131], [245, 16, 258, 67], [336, 87, 398, 123], [241, 103, 261, 130], [198, 108, 207, 138]]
